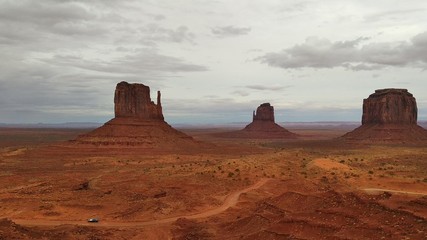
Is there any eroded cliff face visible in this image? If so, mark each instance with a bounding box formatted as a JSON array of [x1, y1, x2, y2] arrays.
[[114, 81, 163, 120], [253, 103, 275, 122], [362, 89, 417, 125]]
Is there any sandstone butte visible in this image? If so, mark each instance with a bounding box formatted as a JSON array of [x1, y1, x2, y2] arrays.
[[217, 103, 298, 139], [342, 88, 427, 142], [74, 81, 200, 148]]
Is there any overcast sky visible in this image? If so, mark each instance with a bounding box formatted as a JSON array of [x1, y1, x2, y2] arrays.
[[1, 0, 427, 124]]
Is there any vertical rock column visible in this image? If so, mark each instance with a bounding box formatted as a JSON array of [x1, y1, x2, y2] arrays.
[[114, 81, 164, 120]]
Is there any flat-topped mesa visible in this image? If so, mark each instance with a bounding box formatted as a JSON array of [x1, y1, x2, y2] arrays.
[[342, 88, 427, 142], [253, 103, 275, 122], [362, 88, 417, 125], [114, 81, 164, 120]]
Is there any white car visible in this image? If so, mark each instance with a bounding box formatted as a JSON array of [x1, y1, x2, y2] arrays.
[[87, 218, 99, 223]]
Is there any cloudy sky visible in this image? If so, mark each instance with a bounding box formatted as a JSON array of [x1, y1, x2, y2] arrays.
[[1, 0, 427, 124]]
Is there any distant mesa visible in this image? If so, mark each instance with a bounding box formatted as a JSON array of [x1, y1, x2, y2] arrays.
[[74, 81, 201, 148], [217, 103, 298, 139], [342, 88, 427, 142], [251, 103, 275, 122]]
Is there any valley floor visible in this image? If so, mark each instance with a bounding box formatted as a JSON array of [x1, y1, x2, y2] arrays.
[[0, 126, 426, 239]]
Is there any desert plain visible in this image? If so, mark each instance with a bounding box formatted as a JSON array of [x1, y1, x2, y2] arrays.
[[0, 124, 426, 240]]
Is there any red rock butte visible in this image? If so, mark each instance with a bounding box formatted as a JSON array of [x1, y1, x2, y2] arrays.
[[114, 81, 164, 120], [74, 81, 200, 148], [217, 103, 297, 139], [342, 88, 427, 142]]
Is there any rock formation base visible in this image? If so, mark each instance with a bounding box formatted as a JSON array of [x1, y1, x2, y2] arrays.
[[74, 118, 199, 148], [342, 123, 427, 143], [218, 121, 298, 139]]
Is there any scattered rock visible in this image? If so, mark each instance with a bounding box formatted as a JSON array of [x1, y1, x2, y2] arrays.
[[172, 218, 213, 240], [153, 191, 167, 198], [73, 181, 90, 191]]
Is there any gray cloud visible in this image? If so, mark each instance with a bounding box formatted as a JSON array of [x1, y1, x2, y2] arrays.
[[1, 0, 427, 124], [42, 49, 207, 75], [142, 24, 196, 44], [154, 14, 165, 21], [256, 32, 427, 70], [0, 1, 94, 24], [231, 90, 250, 97], [0, 48, 207, 121], [0, 1, 117, 50], [0, 0, 209, 123], [278, 1, 313, 13], [246, 85, 292, 91], [211, 25, 251, 37]]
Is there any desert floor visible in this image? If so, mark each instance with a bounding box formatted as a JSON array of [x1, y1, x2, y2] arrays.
[[0, 126, 426, 239]]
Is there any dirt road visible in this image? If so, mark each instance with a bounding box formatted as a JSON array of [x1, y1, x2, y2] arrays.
[[13, 178, 269, 228]]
